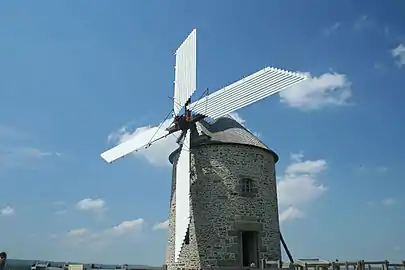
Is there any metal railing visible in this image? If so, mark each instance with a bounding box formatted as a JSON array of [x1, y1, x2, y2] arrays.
[[260, 259, 405, 270], [163, 259, 405, 270]]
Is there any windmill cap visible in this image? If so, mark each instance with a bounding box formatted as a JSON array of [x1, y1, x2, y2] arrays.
[[168, 116, 278, 163]]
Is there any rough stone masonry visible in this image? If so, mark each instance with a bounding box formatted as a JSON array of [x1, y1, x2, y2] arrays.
[[165, 139, 281, 270]]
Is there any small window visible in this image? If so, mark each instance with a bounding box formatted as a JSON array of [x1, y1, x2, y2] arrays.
[[241, 178, 253, 193]]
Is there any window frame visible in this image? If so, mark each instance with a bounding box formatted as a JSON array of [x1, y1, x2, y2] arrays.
[[241, 178, 253, 193]]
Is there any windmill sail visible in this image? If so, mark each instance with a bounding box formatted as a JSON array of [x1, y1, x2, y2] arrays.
[[173, 29, 197, 115], [174, 129, 191, 262], [100, 130, 171, 163], [189, 67, 307, 119]]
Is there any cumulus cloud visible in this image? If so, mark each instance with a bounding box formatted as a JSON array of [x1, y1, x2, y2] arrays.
[[0, 126, 60, 171], [391, 44, 405, 67], [279, 72, 352, 111], [277, 152, 327, 222], [279, 206, 304, 222], [227, 112, 246, 125], [76, 198, 107, 213], [67, 219, 144, 238], [0, 206, 15, 216], [227, 112, 263, 138], [0, 147, 60, 170], [67, 228, 88, 237], [152, 219, 169, 230], [64, 218, 145, 248], [107, 119, 178, 167], [109, 219, 145, 235]]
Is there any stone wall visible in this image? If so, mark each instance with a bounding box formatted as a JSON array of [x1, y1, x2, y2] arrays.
[[165, 143, 281, 270]]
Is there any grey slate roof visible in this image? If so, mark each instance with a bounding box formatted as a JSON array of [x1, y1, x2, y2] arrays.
[[169, 116, 278, 163], [194, 116, 269, 150]]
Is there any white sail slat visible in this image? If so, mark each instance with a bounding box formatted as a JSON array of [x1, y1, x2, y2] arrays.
[[190, 67, 307, 119], [173, 29, 197, 115], [174, 130, 191, 261]]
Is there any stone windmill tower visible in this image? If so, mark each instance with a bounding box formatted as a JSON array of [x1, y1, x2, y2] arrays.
[[99, 29, 307, 269], [165, 117, 281, 269]]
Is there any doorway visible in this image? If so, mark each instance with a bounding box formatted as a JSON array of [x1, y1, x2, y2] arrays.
[[241, 231, 258, 267]]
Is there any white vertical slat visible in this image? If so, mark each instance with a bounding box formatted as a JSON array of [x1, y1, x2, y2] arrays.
[[173, 29, 197, 115], [174, 130, 191, 262], [189, 67, 307, 119]]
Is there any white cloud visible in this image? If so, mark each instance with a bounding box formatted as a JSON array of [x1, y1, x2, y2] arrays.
[[10, 147, 60, 158], [67, 228, 88, 237], [63, 219, 145, 249], [290, 152, 304, 162], [252, 132, 262, 138], [67, 219, 144, 238], [108, 219, 144, 235], [279, 206, 304, 223], [279, 72, 352, 110], [285, 159, 327, 175], [323, 22, 341, 37], [0, 126, 61, 170], [0, 206, 15, 216], [65, 228, 93, 246], [227, 112, 263, 139], [391, 44, 405, 67], [227, 112, 246, 125], [278, 153, 327, 222], [0, 147, 60, 170], [76, 198, 107, 213], [152, 219, 169, 230], [107, 119, 178, 167], [382, 198, 395, 206]]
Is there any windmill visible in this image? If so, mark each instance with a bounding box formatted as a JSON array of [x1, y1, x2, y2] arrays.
[[100, 29, 307, 263]]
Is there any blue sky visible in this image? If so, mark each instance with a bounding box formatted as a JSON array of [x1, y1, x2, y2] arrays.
[[1, 0, 405, 265]]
